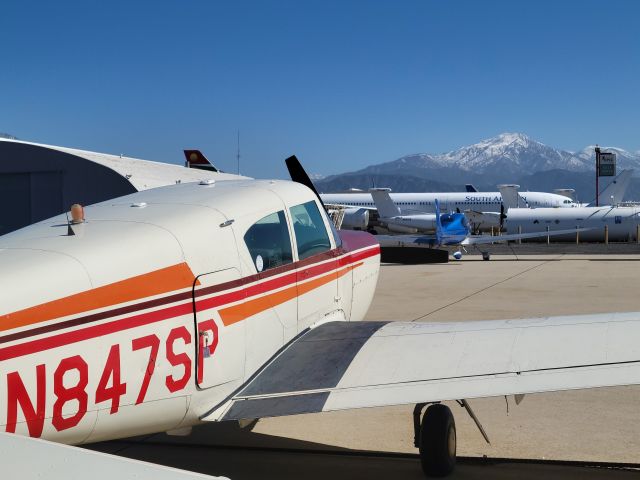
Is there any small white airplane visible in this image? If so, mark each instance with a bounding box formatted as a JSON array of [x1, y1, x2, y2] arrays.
[[2, 156, 640, 478]]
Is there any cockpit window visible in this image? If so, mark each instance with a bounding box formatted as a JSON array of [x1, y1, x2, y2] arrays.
[[243, 211, 293, 273], [290, 201, 332, 260]]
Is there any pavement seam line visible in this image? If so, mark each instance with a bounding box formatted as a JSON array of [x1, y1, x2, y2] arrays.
[[410, 255, 564, 322]]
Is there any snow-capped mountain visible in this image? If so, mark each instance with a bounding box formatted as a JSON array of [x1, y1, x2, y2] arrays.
[[574, 145, 640, 172], [328, 133, 640, 179], [316, 133, 640, 199], [431, 133, 588, 173]]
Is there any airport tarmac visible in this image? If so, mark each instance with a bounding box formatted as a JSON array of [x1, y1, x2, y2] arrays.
[[89, 254, 640, 478]]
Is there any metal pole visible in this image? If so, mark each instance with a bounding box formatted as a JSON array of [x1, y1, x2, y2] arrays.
[[546, 225, 550, 245], [637, 224, 639, 244], [595, 146, 601, 207], [237, 130, 241, 175], [576, 226, 580, 245], [604, 224, 609, 245], [517, 225, 522, 244]]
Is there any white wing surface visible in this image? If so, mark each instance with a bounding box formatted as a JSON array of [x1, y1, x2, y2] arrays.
[[206, 313, 640, 421], [460, 227, 591, 245], [1, 432, 226, 480]]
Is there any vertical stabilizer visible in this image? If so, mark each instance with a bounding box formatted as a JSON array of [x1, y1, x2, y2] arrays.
[[591, 169, 633, 206], [498, 184, 525, 210], [183, 150, 219, 172], [369, 188, 402, 218]]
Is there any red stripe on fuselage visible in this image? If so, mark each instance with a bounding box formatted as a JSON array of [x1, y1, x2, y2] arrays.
[[0, 246, 380, 361]]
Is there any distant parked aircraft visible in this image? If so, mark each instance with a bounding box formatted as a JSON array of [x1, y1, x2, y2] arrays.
[[371, 192, 587, 259], [321, 189, 576, 215], [504, 204, 640, 242]]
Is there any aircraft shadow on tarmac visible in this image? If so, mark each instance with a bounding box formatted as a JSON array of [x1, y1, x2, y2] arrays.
[[85, 422, 638, 480]]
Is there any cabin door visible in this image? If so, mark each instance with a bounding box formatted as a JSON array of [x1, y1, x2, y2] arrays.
[[193, 266, 245, 389]]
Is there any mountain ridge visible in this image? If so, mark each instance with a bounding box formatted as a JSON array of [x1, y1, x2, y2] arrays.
[[316, 133, 640, 202]]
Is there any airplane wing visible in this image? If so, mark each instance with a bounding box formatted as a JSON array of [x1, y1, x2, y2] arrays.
[[324, 202, 377, 211], [375, 234, 437, 247], [205, 314, 640, 422], [460, 227, 591, 245], [373, 228, 590, 249], [1, 432, 226, 480]]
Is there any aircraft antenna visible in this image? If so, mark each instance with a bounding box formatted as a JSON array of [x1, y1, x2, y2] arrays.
[[236, 130, 241, 175]]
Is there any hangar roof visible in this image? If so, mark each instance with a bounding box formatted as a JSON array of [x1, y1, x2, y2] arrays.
[[0, 138, 249, 190]]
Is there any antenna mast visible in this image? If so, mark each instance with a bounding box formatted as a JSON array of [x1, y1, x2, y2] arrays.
[[236, 130, 240, 175]]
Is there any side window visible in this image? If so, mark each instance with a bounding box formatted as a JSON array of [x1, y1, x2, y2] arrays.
[[290, 201, 332, 260], [243, 211, 293, 273]]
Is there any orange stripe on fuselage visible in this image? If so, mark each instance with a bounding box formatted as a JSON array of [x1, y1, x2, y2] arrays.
[[219, 262, 363, 326], [0, 263, 198, 333]]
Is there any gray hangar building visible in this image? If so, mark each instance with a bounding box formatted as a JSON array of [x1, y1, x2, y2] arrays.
[[0, 138, 235, 235]]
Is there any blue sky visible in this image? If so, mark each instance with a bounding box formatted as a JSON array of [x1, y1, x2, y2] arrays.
[[1, 0, 639, 178]]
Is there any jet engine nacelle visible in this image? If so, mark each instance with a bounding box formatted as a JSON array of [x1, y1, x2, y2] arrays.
[[386, 223, 419, 234], [341, 207, 370, 230]]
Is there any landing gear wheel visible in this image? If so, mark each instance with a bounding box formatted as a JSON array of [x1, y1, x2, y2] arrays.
[[419, 404, 456, 477], [482, 252, 491, 261]]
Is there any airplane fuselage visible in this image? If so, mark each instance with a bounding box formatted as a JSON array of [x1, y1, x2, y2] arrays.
[[0, 180, 380, 445], [321, 191, 577, 213], [505, 205, 640, 241]]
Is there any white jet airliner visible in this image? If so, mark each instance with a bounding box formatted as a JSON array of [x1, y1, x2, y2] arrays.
[[504, 204, 640, 242], [2, 156, 640, 478], [322, 188, 576, 219]]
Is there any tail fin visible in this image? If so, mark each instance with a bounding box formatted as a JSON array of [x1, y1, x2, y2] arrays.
[[465, 184, 478, 193], [369, 188, 401, 218], [435, 199, 443, 245], [554, 188, 576, 201], [184, 150, 219, 172], [498, 184, 524, 210], [590, 169, 633, 206]]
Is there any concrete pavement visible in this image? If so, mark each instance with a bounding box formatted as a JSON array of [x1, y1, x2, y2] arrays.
[[89, 254, 640, 478]]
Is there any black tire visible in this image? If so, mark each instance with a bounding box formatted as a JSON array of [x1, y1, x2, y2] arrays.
[[482, 252, 491, 261], [419, 404, 456, 477]]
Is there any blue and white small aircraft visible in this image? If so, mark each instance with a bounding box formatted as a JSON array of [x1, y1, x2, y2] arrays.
[[374, 191, 588, 260]]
